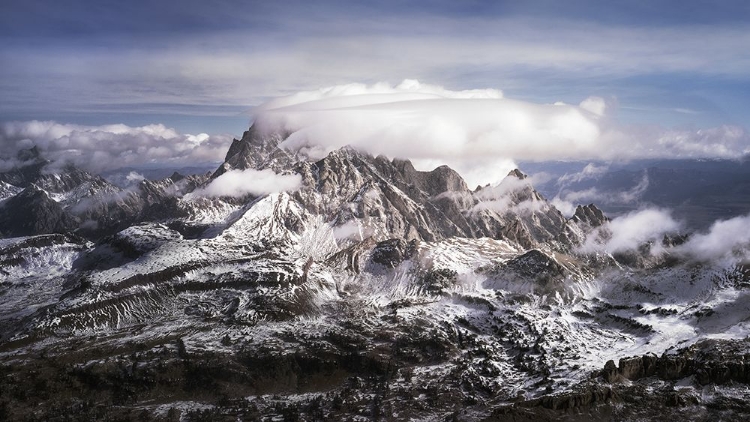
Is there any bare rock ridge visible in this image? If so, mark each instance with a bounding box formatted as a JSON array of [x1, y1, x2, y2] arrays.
[[213, 125, 570, 246], [557, 203, 608, 248], [213, 125, 295, 177], [0, 128, 584, 248], [0, 185, 77, 237], [0, 147, 211, 238], [572, 203, 608, 227]]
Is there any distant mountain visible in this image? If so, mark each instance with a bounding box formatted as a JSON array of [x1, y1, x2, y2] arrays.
[[523, 159, 750, 229], [0, 148, 212, 238]]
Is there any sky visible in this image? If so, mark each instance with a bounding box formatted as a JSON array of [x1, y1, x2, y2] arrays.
[[1, 1, 750, 181]]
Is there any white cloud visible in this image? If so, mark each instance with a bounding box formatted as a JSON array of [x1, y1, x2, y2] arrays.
[[557, 163, 609, 185], [125, 171, 145, 184], [550, 166, 651, 217], [677, 214, 750, 261], [579, 208, 682, 254], [0, 120, 234, 173], [551, 197, 577, 218], [248, 80, 750, 187], [332, 220, 366, 242], [258, 79, 502, 112], [602, 125, 750, 160], [4, 82, 749, 191], [471, 174, 547, 215], [558, 171, 650, 207], [188, 168, 302, 199], [579, 96, 607, 117], [252, 80, 606, 186]]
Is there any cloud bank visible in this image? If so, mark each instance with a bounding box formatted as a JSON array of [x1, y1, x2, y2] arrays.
[[579, 208, 682, 254], [677, 214, 750, 261], [188, 168, 302, 199], [577, 208, 750, 264], [471, 172, 549, 215], [4, 81, 749, 191], [0, 120, 234, 173], [252, 80, 750, 187]]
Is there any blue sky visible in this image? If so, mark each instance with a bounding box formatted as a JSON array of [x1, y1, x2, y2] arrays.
[[2, 0, 749, 136]]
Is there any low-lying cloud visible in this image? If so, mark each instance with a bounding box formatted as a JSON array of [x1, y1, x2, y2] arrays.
[[188, 168, 302, 199], [575, 207, 750, 264], [251, 80, 750, 187], [0, 120, 234, 173], [557, 163, 610, 185], [471, 173, 548, 215], [677, 214, 750, 261], [553, 171, 650, 216], [579, 208, 682, 254]]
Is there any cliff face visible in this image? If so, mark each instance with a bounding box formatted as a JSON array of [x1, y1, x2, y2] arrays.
[[0, 185, 77, 237]]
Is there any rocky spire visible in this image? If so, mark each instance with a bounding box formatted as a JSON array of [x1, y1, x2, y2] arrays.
[[212, 124, 294, 177]]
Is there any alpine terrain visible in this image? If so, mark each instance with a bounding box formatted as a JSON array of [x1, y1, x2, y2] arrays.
[[1, 125, 750, 421]]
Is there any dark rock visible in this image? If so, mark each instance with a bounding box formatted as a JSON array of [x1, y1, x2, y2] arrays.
[[504, 249, 566, 282], [370, 238, 418, 268], [499, 218, 536, 250], [572, 204, 608, 228], [213, 125, 294, 177], [0, 185, 77, 236], [16, 146, 42, 162], [602, 360, 618, 383], [507, 169, 528, 180], [211, 124, 572, 246], [557, 204, 609, 249], [601, 339, 750, 386], [169, 171, 185, 182]]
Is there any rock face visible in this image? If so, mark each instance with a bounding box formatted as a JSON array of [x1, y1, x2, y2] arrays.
[[558, 203, 609, 248], [0, 148, 102, 195], [0, 125, 583, 250], [572, 204, 608, 227], [601, 339, 750, 385], [215, 126, 570, 246], [0, 185, 77, 236], [213, 126, 295, 176], [370, 238, 418, 268], [483, 248, 573, 294], [292, 147, 477, 242], [491, 339, 750, 421], [504, 249, 566, 280]]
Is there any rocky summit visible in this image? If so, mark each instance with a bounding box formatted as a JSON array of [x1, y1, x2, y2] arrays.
[[1, 126, 749, 421]]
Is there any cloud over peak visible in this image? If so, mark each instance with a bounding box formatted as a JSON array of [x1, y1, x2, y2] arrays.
[[250, 80, 750, 186], [3, 80, 749, 189], [258, 79, 503, 112], [578, 208, 683, 255]]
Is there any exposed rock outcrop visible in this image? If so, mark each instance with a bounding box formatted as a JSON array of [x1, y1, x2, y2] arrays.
[[600, 339, 750, 385], [0, 185, 78, 236]]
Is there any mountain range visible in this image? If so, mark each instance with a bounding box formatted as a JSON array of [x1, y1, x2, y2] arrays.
[[1, 126, 749, 421]]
